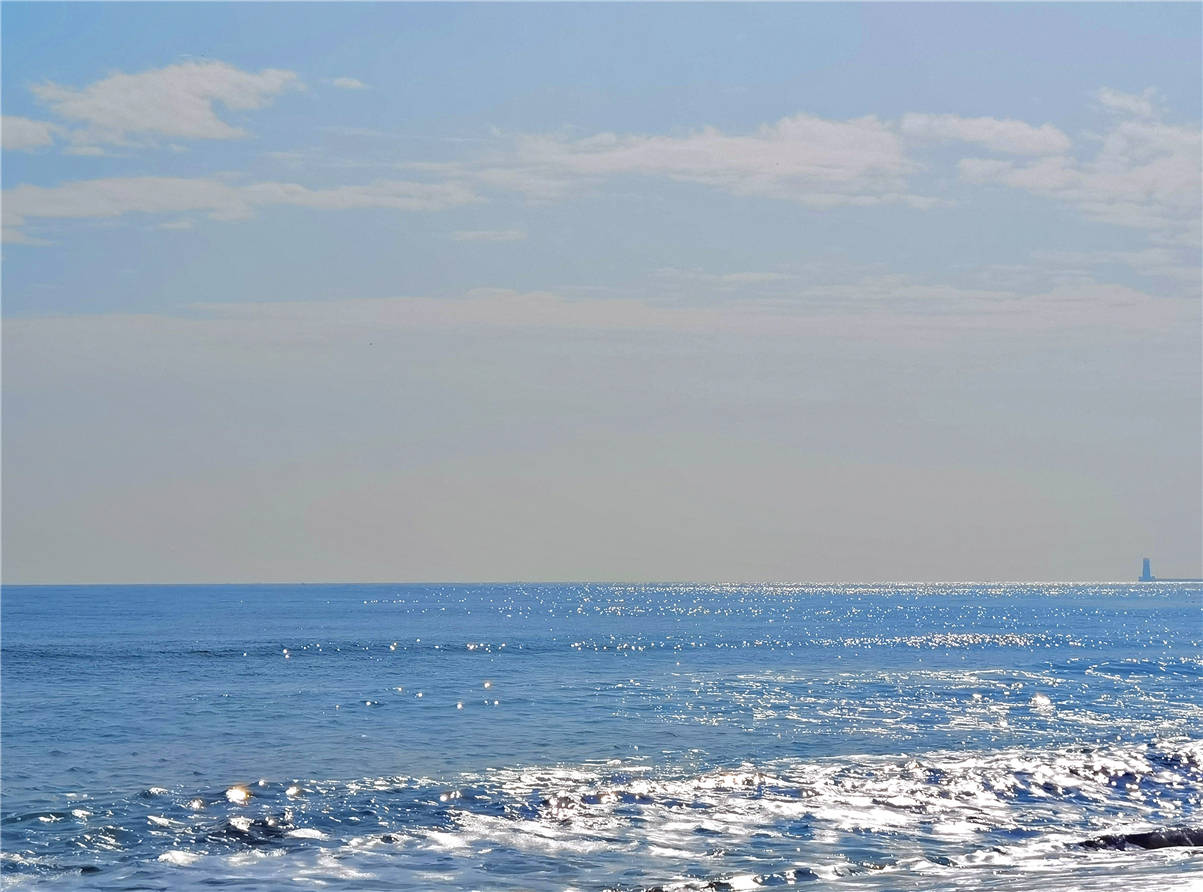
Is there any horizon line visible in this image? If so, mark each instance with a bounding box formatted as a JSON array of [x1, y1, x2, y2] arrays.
[[4, 578, 1201, 588]]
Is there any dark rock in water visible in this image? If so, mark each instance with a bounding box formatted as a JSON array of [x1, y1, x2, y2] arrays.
[[753, 873, 789, 886], [209, 816, 290, 847], [697, 872, 820, 892], [540, 794, 576, 812], [1079, 828, 1203, 850]]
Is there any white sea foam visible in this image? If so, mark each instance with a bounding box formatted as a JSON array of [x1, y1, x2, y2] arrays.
[[158, 850, 201, 866], [286, 828, 327, 839]]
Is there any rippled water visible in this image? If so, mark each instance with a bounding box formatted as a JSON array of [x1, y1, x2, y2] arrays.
[[2, 582, 1200, 889]]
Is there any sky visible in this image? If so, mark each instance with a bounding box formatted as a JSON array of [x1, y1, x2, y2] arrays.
[[2, 2, 1200, 584]]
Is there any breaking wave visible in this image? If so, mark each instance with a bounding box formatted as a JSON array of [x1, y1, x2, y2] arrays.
[[3, 737, 1200, 890]]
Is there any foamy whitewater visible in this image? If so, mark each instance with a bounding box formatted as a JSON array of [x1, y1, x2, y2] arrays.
[[2, 582, 1200, 889]]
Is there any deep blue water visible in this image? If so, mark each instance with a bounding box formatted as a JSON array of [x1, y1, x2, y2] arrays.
[[2, 582, 1201, 890]]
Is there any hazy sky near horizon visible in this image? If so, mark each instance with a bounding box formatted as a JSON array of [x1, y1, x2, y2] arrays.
[[3, 3, 1200, 583]]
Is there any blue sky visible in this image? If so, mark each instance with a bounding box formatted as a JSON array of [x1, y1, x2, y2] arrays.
[[2, 3, 1200, 583]]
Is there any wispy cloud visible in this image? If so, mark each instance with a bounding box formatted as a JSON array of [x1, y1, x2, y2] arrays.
[[442, 113, 934, 209], [2, 176, 479, 240], [533, 114, 924, 205], [1095, 86, 1162, 119], [64, 145, 108, 156], [426, 110, 1079, 208], [957, 99, 1200, 234], [30, 61, 300, 145], [2, 116, 58, 151], [954, 88, 1201, 288], [900, 113, 1071, 155], [329, 77, 368, 90], [6, 72, 1198, 294]]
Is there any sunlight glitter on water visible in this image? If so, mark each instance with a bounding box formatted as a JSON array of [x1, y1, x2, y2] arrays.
[[2, 582, 1199, 889]]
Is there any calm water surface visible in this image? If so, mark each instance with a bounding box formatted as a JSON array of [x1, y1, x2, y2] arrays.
[[2, 582, 1200, 889]]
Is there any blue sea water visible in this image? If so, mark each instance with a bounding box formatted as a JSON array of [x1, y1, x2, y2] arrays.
[[1, 582, 1200, 890]]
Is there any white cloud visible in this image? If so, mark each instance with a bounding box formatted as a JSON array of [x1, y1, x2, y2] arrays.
[[330, 77, 368, 90], [2, 116, 57, 150], [900, 113, 1071, 155], [956, 89, 1201, 284], [453, 163, 582, 203], [3, 178, 254, 230], [1095, 87, 1162, 119], [238, 179, 478, 212], [451, 229, 527, 242], [432, 100, 1195, 236], [2, 176, 480, 238], [958, 119, 1201, 231], [31, 61, 299, 144], [440, 111, 1083, 208], [459, 113, 927, 208]]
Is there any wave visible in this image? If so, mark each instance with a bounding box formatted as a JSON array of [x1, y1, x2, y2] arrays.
[[3, 737, 1200, 890]]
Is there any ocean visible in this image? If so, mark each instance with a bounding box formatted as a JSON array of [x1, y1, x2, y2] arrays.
[[1, 582, 1200, 890]]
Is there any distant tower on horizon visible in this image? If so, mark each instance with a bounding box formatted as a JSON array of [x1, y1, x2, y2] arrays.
[[1140, 557, 1154, 582]]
